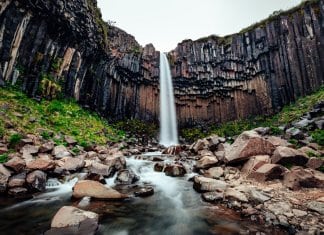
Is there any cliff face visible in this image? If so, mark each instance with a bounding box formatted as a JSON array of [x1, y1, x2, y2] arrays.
[[0, 0, 160, 122], [170, 0, 324, 126], [0, 0, 323, 127]]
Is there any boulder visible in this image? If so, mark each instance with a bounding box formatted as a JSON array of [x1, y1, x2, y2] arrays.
[[248, 189, 271, 203], [272, 146, 309, 166], [103, 156, 126, 173], [283, 167, 324, 190], [286, 127, 304, 140], [195, 156, 218, 169], [134, 186, 154, 197], [4, 156, 26, 172], [115, 169, 139, 184], [8, 187, 28, 197], [190, 138, 209, 153], [58, 157, 85, 171], [26, 159, 55, 171], [164, 164, 186, 177], [0, 164, 12, 193], [224, 131, 275, 164], [306, 157, 324, 170], [162, 145, 182, 155], [72, 180, 127, 200], [26, 170, 47, 192], [307, 201, 324, 215], [45, 206, 99, 235], [266, 136, 290, 147], [65, 136, 77, 145], [247, 164, 288, 182], [21, 145, 39, 155], [224, 188, 248, 202], [52, 145, 71, 159], [39, 141, 55, 153], [241, 155, 270, 176], [202, 191, 224, 202], [154, 162, 164, 172], [88, 162, 112, 177], [193, 176, 227, 192], [8, 172, 26, 188], [204, 167, 224, 179]]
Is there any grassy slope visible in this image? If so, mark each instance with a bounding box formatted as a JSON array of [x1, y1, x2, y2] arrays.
[[0, 87, 125, 146], [182, 87, 324, 144]]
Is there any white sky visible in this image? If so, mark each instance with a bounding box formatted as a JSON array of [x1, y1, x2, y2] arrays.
[[97, 0, 302, 52]]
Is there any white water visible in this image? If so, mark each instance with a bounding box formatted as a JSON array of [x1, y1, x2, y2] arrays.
[[159, 52, 179, 147]]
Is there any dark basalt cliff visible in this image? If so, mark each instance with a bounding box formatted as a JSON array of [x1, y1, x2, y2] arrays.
[[0, 0, 323, 127]]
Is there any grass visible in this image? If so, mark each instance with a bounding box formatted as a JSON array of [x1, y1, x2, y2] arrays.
[[181, 87, 324, 143], [0, 154, 8, 163], [0, 87, 125, 146]]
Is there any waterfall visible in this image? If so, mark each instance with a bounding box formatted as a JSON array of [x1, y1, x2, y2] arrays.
[[159, 52, 178, 147]]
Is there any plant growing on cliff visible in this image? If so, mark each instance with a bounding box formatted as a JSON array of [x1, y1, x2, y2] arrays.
[[40, 76, 62, 100]]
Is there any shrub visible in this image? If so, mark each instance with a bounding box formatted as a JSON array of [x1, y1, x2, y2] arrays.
[[0, 154, 8, 163], [40, 77, 62, 100], [9, 133, 23, 148], [311, 129, 324, 146], [47, 100, 65, 113]]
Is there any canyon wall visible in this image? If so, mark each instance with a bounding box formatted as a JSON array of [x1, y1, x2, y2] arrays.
[[0, 0, 323, 127]]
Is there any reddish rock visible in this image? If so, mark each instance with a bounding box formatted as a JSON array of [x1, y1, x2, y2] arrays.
[[162, 145, 182, 155], [154, 162, 164, 172], [4, 156, 26, 172], [39, 141, 55, 153], [247, 163, 288, 182], [193, 176, 227, 192], [115, 169, 139, 184], [164, 164, 186, 177], [72, 180, 127, 200], [241, 155, 270, 176], [26, 159, 55, 171], [283, 167, 324, 190], [58, 157, 85, 171], [272, 146, 309, 166], [8, 172, 26, 188], [26, 170, 47, 192], [190, 138, 209, 153], [266, 136, 290, 147], [20, 144, 39, 155], [204, 167, 224, 179], [52, 145, 71, 159], [0, 164, 11, 193], [196, 156, 218, 169], [306, 157, 324, 170], [65, 136, 77, 145], [225, 131, 275, 164], [88, 162, 112, 177]]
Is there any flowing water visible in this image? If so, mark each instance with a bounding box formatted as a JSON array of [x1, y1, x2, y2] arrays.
[[159, 52, 179, 147], [0, 156, 285, 235]]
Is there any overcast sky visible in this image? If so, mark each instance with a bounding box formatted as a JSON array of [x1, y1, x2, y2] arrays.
[[97, 0, 301, 52]]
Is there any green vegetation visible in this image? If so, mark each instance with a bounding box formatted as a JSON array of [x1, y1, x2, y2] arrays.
[[0, 154, 8, 163], [8, 133, 23, 149], [40, 77, 62, 100], [0, 87, 125, 146], [181, 87, 324, 142]]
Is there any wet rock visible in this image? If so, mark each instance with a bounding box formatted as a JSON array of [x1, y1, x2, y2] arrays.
[[26, 159, 55, 171], [193, 176, 227, 192], [103, 155, 126, 173], [39, 141, 55, 153], [224, 188, 248, 202], [53, 145, 71, 159], [241, 155, 270, 176], [65, 136, 77, 145], [204, 167, 224, 179], [8, 187, 28, 197], [58, 157, 85, 171], [162, 145, 182, 155], [195, 156, 218, 169], [26, 170, 47, 192], [306, 157, 324, 170], [154, 162, 164, 172], [134, 186, 154, 197], [0, 164, 12, 193], [4, 156, 26, 172], [88, 162, 112, 177], [202, 191, 223, 202], [306, 201, 324, 215], [272, 146, 309, 166], [164, 164, 186, 177], [224, 131, 275, 164], [8, 172, 26, 187], [283, 167, 324, 190], [247, 164, 288, 182], [115, 169, 139, 184], [72, 180, 128, 200], [45, 206, 99, 235]]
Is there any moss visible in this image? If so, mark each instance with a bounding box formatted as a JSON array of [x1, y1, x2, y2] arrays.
[[311, 129, 324, 146], [8, 133, 23, 149], [0, 154, 8, 163]]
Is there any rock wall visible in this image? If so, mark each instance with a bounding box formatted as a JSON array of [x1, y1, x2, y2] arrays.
[[0, 0, 323, 127], [170, 0, 324, 126]]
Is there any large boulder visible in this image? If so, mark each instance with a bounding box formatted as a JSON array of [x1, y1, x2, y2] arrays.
[[202, 191, 224, 202], [8, 172, 26, 188], [306, 157, 324, 170], [72, 180, 127, 200], [88, 162, 112, 177], [58, 157, 85, 171], [195, 156, 218, 169], [283, 167, 324, 190], [115, 169, 139, 184], [164, 164, 186, 177], [45, 206, 99, 235], [190, 138, 209, 153], [272, 146, 309, 166], [26, 159, 55, 171], [0, 164, 12, 193], [247, 164, 288, 182], [204, 167, 224, 179], [52, 145, 71, 159], [39, 141, 55, 153], [307, 201, 324, 215], [26, 170, 47, 192], [241, 155, 270, 176], [193, 176, 227, 192], [224, 188, 248, 202], [20, 145, 39, 155], [103, 156, 126, 173], [224, 131, 275, 164], [4, 156, 25, 172]]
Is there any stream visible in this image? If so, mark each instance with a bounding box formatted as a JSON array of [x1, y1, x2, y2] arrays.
[[0, 154, 285, 235]]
